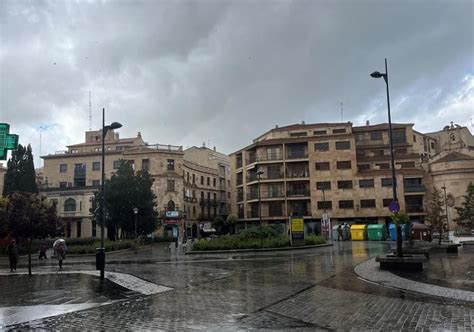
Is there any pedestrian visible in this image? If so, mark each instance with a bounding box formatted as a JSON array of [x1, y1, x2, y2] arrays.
[[337, 225, 343, 241], [7, 239, 19, 272], [38, 243, 48, 260], [54, 244, 66, 270]]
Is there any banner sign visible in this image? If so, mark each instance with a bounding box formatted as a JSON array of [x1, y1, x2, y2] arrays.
[[290, 217, 305, 246]]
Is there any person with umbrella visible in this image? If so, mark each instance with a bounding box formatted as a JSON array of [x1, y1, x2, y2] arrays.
[[53, 239, 67, 270]]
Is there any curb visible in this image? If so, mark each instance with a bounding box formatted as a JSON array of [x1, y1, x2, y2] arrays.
[[185, 243, 332, 254]]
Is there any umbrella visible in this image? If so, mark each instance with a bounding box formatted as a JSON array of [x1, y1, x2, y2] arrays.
[[53, 239, 67, 251]]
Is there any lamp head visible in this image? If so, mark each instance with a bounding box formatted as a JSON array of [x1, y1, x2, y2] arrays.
[[109, 122, 122, 130], [370, 71, 383, 78], [133, 207, 138, 214], [256, 169, 264, 175]]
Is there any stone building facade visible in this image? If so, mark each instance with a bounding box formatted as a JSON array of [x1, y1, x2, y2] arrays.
[[230, 122, 438, 234]]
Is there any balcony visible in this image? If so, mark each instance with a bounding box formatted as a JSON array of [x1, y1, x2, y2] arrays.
[[286, 169, 309, 178], [266, 172, 284, 180], [236, 160, 243, 169], [237, 193, 244, 202], [286, 151, 308, 160], [247, 191, 259, 200], [404, 185, 426, 193], [247, 210, 259, 218], [287, 189, 310, 197], [219, 183, 226, 190], [406, 205, 425, 213], [198, 213, 213, 221], [199, 199, 218, 207], [247, 173, 259, 182]]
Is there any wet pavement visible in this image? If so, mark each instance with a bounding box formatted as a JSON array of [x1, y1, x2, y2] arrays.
[[1, 241, 473, 330]]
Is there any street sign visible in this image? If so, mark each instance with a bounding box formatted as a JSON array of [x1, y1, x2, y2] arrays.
[[0, 123, 19, 160], [166, 211, 179, 218], [388, 200, 400, 213]]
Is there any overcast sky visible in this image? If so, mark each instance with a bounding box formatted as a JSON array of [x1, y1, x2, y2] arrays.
[[1, 0, 473, 167]]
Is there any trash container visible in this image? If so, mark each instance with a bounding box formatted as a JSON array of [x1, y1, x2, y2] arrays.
[[411, 223, 432, 241], [389, 223, 408, 241], [332, 225, 339, 241], [367, 224, 387, 241], [350, 224, 367, 241]]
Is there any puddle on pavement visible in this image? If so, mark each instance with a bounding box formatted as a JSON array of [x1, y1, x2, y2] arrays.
[[0, 273, 136, 307], [392, 245, 474, 292]]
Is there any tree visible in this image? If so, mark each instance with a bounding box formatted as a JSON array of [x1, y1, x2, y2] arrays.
[[425, 188, 446, 245], [226, 214, 238, 234], [93, 162, 158, 240], [455, 182, 474, 231], [3, 144, 38, 196], [212, 216, 225, 235], [1, 192, 61, 275], [391, 211, 410, 256]]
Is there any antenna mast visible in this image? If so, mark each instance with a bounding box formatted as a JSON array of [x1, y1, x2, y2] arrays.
[[89, 91, 92, 130], [340, 102, 344, 122]]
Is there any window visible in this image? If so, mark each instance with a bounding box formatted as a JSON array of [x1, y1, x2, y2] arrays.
[[266, 146, 281, 160], [381, 178, 392, 187], [356, 149, 366, 157], [359, 179, 374, 188], [127, 160, 135, 170], [201, 176, 204, 185], [315, 143, 329, 151], [92, 162, 100, 171], [370, 132, 383, 140], [313, 130, 327, 135], [192, 174, 195, 184], [167, 179, 175, 192], [315, 162, 330, 171], [355, 134, 364, 141], [92, 180, 100, 186], [268, 184, 283, 198], [213, 178, 216, 187], [360, 199, 376, 208], [317, 201, 332, 210], [398, 162, 415, 168], [64, 198, 76, 212], [113, 160, 122, 169], [213, 193, 217, 202], [193, 206, 196, 216], [339, 200, 354, 209], [142, 159, 150, 171], [316, 181, 331, 190], [372, 149, 384, 156], [268, 202, 283, 217], [167, 200, 175, 211], [76, 221, 81, 238], [338, 180, 352, 189], [392, 129, 406, 143], [383, 199, 391, 207], [207, 177, 210, 186], [186, 172, 190, 182], [335, 141, 351, 150], [116, 146, 124, 151], [430, 142, 435, 149], [60, 164, 67, 173], [290, 132, 307, 137], [413, 135, 417, 142], [337, 161, 351, 169], [358, 164, 370, 171], [59, 182, 67, 188], [333, 128, 346, 134], [395, 148, 407, 155], [167, 159, 175, 171], [376, 163, 390, 170]]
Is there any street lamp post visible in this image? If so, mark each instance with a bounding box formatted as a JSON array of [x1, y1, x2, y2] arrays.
[[320, 187, 328, 239], [371, 58, 402, 257], [257, 168, 264, 248], [133, 207, 139, 253], [441, 186, 450, 242], [97, 108, 122, 281]]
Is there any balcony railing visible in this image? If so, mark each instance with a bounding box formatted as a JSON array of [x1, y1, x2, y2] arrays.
[[287, 189, 310, 197], [286, 169, 309, 178], [237, 193, 244, 202], [236, 160, 243, 169], [266, 172, 284, 180], [199, 199, 218, 207], [247, 210, 259, 218], [247, 191, 259, 200], [404, 185, 426, 193], [288, 209, 309, 216], [286, 151, 308, 159], [406, 205, 425, 213]]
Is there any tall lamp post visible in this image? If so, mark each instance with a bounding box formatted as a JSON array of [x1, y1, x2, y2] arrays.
[[319, 185, 328, 239], [97, 108, 122, 281], [133, 207, 139, 253], [371, 58, 402, 257], [257, 168, 264, 248], [441, 186, 450, 242]]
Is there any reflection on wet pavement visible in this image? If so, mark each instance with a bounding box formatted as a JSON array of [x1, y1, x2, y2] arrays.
[[394, 245, 474, 292], [2, 241, 473, 330]]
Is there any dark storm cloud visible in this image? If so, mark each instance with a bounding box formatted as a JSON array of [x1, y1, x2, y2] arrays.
[[1, 0, 472, 166]]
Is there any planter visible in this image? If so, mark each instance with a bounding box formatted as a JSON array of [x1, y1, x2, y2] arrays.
[[375, 254, 428, 271], [429, 243, 461, 254]]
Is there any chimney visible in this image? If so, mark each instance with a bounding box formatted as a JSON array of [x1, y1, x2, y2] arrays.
[[302, 121, 305, 125], [275, 125, 279, 129], [213, 146, 216, 151], [137, 132, 142, 138], [202, 141, 206, 148], [366, 120, 370, 126]]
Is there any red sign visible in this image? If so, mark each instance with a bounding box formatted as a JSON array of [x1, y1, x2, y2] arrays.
[[164, 220, 179, 225]]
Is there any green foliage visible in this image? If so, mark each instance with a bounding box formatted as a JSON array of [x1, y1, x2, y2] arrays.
[[67, 239, 136, 255], [455, 182, 474, 230], [3, 144, 38, 196], [391, 211, 410, 225], [305, 235, 326, 245], [192, 235, 290, 251], [425, 188, 446, 244], [226, 214, 238, 225], [212, 216, 224, 229], [93, 163, 158, 240]]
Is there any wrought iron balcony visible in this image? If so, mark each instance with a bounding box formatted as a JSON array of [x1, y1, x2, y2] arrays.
[[404, 185, 426, 193]]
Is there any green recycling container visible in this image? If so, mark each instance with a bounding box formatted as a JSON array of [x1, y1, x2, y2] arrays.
[[367, 224, 387, 241]]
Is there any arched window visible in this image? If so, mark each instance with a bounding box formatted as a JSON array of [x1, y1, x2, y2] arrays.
[[167, 200, 175, 211], [64, 198, 76, 212]]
